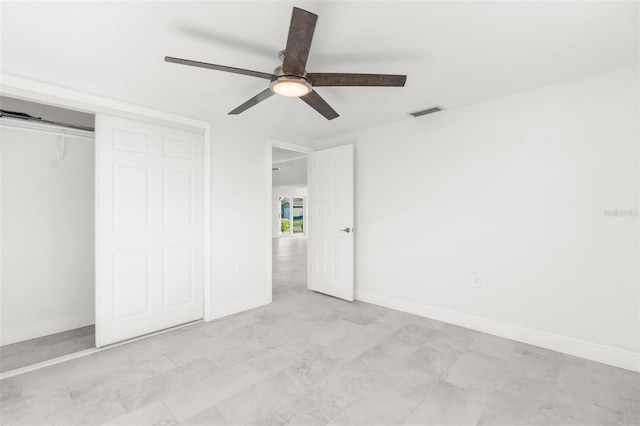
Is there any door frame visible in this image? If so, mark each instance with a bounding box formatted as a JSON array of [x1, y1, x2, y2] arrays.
[[267, 138, 314, 297], [1, 75, 214, 330]]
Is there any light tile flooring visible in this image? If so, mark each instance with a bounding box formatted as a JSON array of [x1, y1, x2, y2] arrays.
[[1, 236, 639, 425], [1, 326, 95, 373]]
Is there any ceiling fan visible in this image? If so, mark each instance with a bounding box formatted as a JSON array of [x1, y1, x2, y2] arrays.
[[165, 7, 407, 120]]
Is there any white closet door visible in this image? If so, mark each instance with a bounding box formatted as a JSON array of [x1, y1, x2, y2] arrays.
[[308, 144, 354, 301], [96, 114, 204, 346]]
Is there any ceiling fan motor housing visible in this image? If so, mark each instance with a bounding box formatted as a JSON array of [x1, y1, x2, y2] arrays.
[[270, 63, 313, 97]]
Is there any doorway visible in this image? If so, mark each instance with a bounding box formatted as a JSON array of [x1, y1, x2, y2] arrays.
[[270, 140, 313, 298], [269, 141, 356, 303], [272, 144, 309, 239]]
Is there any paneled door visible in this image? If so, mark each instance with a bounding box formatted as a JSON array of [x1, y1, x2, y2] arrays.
[[307, 145, 354, 301], [96, 114, 204, 346]]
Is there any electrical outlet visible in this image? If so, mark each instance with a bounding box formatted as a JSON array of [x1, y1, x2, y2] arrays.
[[471, 274, 481, 288]]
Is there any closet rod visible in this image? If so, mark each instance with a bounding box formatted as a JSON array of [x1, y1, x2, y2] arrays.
[[0, 109, 94, 132], [0, 119, 93, 140]]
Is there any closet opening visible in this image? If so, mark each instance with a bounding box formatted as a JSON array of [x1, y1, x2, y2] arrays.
[[0, 96, 96, 374]]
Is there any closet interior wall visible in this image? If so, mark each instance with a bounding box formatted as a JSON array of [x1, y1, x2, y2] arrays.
[[1, 98, 95, 346]]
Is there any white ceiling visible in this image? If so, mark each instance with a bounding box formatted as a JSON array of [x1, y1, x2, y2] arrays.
[[273, 146, 307, 163], [2, 1, 637, 144]]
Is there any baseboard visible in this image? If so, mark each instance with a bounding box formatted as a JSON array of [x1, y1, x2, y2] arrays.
[[0, 311, 95, 346], [355, 290, 640, 372], [208, 293, 271, 321]]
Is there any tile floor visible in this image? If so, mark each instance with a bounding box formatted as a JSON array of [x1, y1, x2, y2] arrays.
[[1, 326, 95, 373], [0, 236, 638, 425]]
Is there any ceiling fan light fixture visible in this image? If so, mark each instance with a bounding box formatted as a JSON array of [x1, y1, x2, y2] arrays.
[[270, 76, 312, 97]]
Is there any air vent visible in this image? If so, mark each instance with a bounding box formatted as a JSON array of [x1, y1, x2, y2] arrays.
[[409, 106, 444, 118]]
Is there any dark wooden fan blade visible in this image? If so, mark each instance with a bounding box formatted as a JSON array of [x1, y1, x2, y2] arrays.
[[282, 8, 317, 75], [228, 88, 274, 115], [165, 56, 273, 80], [307, 73, 407, 87], [300, 90, 339, 120]]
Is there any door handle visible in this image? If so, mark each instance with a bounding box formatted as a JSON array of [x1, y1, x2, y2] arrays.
[[339, 227, 351, 233]]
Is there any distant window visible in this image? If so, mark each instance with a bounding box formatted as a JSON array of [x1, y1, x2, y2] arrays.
[[278, 196, 304, 235]]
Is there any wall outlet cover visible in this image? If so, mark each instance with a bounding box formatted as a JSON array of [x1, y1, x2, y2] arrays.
[[471, 274, 481, 288]]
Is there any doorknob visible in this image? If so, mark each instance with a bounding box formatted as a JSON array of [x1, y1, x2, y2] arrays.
[[339, 227, 351, 233]]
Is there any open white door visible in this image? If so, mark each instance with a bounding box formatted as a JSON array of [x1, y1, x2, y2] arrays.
[[96, 114, 204, 346], [307, 144, 354, 301]]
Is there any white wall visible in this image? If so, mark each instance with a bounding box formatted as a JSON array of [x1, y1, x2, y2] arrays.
[[210, 123, 272, 318], [1, 124, 95, 345], [314, 65, 639, 369]]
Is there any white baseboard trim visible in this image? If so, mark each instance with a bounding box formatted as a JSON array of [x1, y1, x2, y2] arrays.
[[209, 293, 271, 321], [0, 312, 95, 346], [355, 290, 640, 372]]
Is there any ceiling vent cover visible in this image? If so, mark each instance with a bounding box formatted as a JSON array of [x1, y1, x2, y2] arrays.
[[410, 106, 444, 118]]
